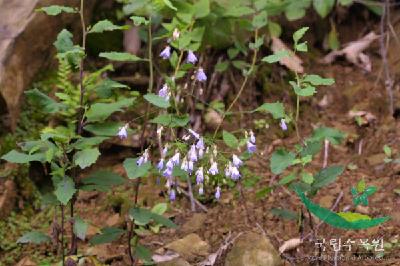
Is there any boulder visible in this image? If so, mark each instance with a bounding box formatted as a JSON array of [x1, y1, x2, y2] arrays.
[[165, 233, 210, 260], [0, 0, 97, 130], [225, 232, 283, 266]]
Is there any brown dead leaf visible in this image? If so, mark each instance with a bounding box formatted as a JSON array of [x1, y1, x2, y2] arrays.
[[322, 32, 379, 72], [271, 37, 304, 73]]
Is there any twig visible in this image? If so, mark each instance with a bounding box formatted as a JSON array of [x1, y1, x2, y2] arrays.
[[187, 177, 196, 212], [323, 139, 329, 168], [358, 139, 363, 155], [380, 0, 394, 115], [179, 188, 208, 212]]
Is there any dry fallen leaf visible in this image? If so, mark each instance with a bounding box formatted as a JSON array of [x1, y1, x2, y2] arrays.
[[271, 37, 304, 73], [322, 32, 379, 72], [279, 238, 302, 254]]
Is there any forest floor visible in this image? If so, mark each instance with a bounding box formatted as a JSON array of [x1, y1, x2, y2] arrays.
[[1, 12, 400, 266]]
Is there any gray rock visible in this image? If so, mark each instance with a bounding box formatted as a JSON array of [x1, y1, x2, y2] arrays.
[[0, 0, 97, 130], [225, 232, 283, 266], [165, 233, 210, 260]]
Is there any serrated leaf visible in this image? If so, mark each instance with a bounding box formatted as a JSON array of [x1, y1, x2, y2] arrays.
[[99, 52, 143, 62], [293, 27, 309, 44], [86, 98, 133, 122], [270, 149, 295, 175], [304, 74, 335, 86], [297, 189, 389, 229], [255, 102, 285, 119], [37, 5, 77, 16], [54, 29, 74, 53], [312, 165, 344, 190], [84, 122, 124, 137], [17, 231, 51, 244], [313, 0, 335, 18], [271, 208, 297, 220], [144, 93, 170, 109], [150, 114, 190, 128], [1, 150, 43, 164], [74, 217, 88, 240], [89, 227, 125, 245], [262, 50, 290, 63], [54, 177, 76, 205], [74, 148, 100, 169], [89, 19, 129, 33], [25, 89, 65, 113], [222, 131, 239, 149], [123, 158, 151, 179]]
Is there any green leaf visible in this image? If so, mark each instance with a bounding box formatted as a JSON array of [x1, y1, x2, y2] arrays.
[[293, 85, 316, 97], [99, 52, 143, 62], [313, 0, 335, 18], [255, 102, 285, 119], [302, 172, 314, 184], [54, 29, 74, 53], [89, 227, 125, 245], [37, 5, 77, 16], [81, 170, 126, 192], [74, 148, 100, 169], [89, 20, 129, 33], [252, 11, 268, 29], [25, 89, 65, 113], [193, 0, 210, 18], [163, 0, 177, 10], [268, 21, 282, 37], [129, 207, 152, 224], [296, 189, 390, 229], [357, 179, 366, 193], [311, 126, 346, 145], [224, 6, 254, 17], [256, 187, 272, 199], [383, 145, 392, 157], [144, 93, 170, 109], [222, 131, 239, 149], [151, 203, 168, 215], [295, 42, 308, 52], [151, 212, 177, 228], [123, 158, 151, 179], [74, 217, 88, 240], [337, 212, 371, 222], [54, 177, 76, 205], [271, 208, 297, 220], [84, 122, 124, 137], [293, 27, 309, 44], [262, 50, 289, 63], [1, 150, 43, 164], [96, 79, 129, 98], [312, 166, 344, 190], [130, 16, 149, 26], [72, 137, 108, 150], [215, 61, 229, 72], [135, 244, 153, 264], [150, 114, 190, 128], [328, 24, 340, 50], [17, 231, 51, 244], [86, 98, 133, 122], [285, 6, 306, 21], [270, 149, 295, 175], [278, 172, 296, 185], [339, 0, 353, 6], [304, 74, 335, 86]]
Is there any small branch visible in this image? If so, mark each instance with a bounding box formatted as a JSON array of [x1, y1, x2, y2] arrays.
[[323, 139, 329, 168], [179, 188, 208, 212]]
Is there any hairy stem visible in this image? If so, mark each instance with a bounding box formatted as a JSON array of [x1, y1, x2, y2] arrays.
[[61, 205, 65, 266], [212, 29, 259, 139]]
